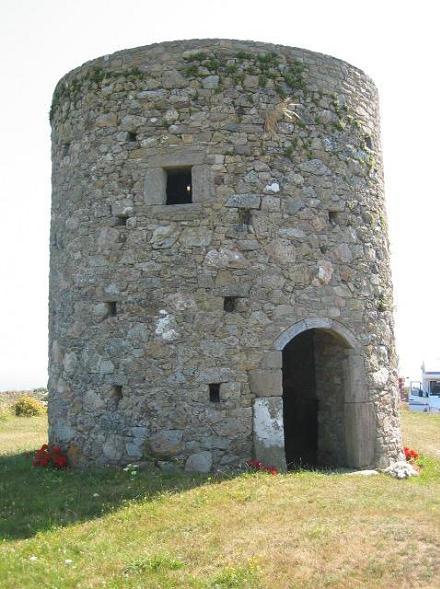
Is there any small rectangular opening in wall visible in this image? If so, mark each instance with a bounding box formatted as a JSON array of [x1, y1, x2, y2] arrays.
[[111, 385, 123, 406], [114, 216, 128, 226], [328, 211, 339, 225], [239, 209, 252, 226], [224, 296, 238, 313], [107, 301, 117, 316], [127, 131, 137, 143], [165, 167, 192, 205], [209, 383, 221, 403]]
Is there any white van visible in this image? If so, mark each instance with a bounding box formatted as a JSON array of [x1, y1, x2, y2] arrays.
[[409, 361, 440, 413]]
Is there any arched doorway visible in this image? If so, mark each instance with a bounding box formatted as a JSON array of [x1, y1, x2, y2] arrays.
[[252, 319, 375, 471], [282, 328, 350, 468]]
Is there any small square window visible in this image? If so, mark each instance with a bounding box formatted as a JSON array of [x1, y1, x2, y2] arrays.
[[166, 167, 192, 205], [224, 297, 238, 313], [209, 383, 221, 403]]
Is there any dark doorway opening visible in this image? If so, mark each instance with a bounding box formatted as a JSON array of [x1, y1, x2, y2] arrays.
[[282, 328, 353, 469], [282, 330, 318, 468], [165, 167, 192, 205]]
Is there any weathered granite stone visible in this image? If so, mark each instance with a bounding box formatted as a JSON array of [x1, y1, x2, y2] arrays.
[[180, 227, 213, 247], [103, 437, 124, 461], [112, 201, 134, 218], [157, 460, 182, 474], [225, 194, 261, 209], [49, 39, 402, 472], [151, 225, 178, 249], [202, 75, 219, 89], [148, 430, 184, 457], [93, 303, 111, 321], [315, 260, 334, 285], [253, 397, 286, 469], [204, 248, 248, 268], [84, 389, 105, 411], [383, 461, 419, 479], [265, 182, 280, 193], [185, 451, 213, 473], [96, 113, 117, 127], [299, 159, 331, 175], [249, 369, 283, 397], [62, 352, 77, 375]]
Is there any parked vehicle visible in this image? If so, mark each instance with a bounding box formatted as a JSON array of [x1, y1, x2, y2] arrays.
[[408, 360, 440, 413]]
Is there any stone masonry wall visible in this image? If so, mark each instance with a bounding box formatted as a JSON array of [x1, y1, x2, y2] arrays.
[[49, 39, 402, 471]]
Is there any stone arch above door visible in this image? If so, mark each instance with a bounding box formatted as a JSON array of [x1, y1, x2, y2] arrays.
[[273, 318, 360, 352]]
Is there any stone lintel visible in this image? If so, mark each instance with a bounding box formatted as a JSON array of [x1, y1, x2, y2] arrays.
[[146, 147, 206, 168]]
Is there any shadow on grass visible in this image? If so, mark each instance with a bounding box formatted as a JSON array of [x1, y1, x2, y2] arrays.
[[0, 450, 215, 540], [4, 448, 436, 542]]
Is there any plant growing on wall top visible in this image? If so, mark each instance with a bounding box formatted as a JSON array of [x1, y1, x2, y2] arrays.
[[264, 98, 302, 136]]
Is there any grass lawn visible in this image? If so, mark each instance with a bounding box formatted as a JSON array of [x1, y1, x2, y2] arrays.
[[0, 408, 439, 588]]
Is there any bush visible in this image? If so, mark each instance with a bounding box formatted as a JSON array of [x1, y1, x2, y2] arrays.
[[0, 409, 9, 422], [13, 395, 46, 417]]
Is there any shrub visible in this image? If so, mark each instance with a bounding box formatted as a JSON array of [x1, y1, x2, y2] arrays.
[[13, 395, 46, 417], [0, 409, 9, 422]]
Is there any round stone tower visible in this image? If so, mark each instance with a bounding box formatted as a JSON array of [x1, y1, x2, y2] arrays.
[[49, 39, 402, 472]]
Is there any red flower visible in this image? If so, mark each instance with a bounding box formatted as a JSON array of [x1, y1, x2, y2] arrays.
[[404, 446, 419, 462], [32, 444, 68, 469], [52, 454, 68, 469], [266, 466, 278, 475], [246, 459, 278, 475]]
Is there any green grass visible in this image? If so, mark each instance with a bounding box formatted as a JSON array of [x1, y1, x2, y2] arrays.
[[0, 413, 47, 453], [401, 405, 440, 458], [0, 411, 439, 588]]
